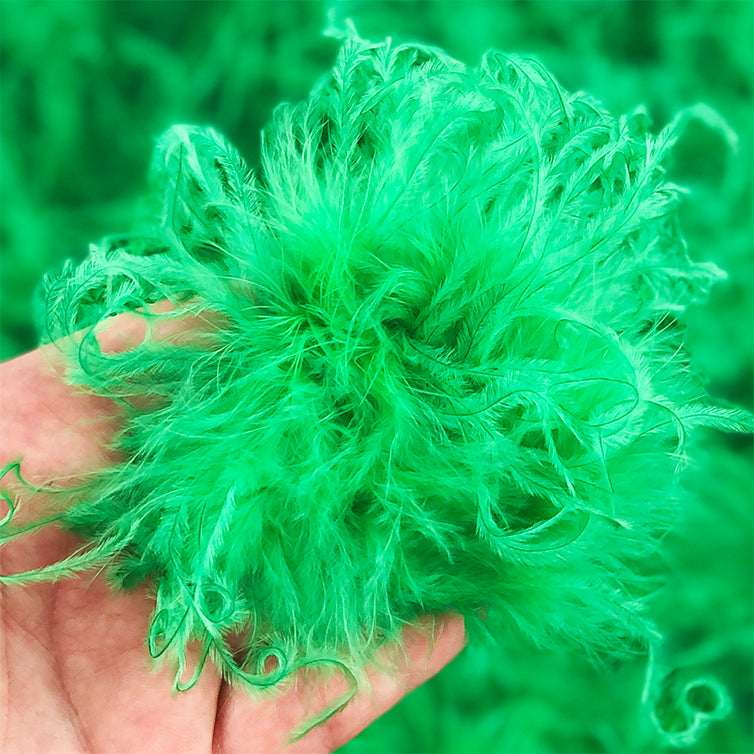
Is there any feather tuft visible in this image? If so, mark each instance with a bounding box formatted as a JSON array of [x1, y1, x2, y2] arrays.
[[2, 35, 751, 734]]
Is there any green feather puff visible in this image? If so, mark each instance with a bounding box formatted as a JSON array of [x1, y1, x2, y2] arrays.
[[2, 34, 751, 732]]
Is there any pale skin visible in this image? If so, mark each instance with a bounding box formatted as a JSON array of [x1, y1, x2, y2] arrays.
[[0, 311, 466, 753]]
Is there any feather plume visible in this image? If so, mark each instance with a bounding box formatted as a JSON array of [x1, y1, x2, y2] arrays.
[[2, 34, 751, 736]]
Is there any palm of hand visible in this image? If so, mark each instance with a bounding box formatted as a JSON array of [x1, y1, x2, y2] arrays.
[[0, 343, 465, 754], [2, 523, 226, 753]]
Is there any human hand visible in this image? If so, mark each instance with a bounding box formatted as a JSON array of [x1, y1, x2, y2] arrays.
[[0, 314, 466, 754]]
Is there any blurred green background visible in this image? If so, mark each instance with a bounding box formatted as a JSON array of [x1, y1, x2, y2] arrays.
[[1, 1, 751, 752]]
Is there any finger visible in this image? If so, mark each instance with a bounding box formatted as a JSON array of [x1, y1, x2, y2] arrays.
[[0, 345, 120, 525], [211, 612, 467, 754], [92, 299, 219, 355], [0, 303, 216, 522], [52, 574, 223, 754], [2, 566, 224, 754]]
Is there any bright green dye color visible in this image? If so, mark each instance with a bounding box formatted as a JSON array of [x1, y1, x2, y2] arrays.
[[1, 3, 751, 752]]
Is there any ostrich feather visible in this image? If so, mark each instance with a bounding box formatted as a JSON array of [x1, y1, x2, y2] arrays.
[[2, 34, 751, 738]]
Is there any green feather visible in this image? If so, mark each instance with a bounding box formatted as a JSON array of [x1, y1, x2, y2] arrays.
[[2, 34, 750, 738]]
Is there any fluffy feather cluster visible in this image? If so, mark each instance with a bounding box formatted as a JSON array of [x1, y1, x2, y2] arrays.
[[2, 35, 749, 717]]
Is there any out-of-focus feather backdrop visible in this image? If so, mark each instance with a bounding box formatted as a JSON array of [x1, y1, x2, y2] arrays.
[[1, 1, 751, 752]]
